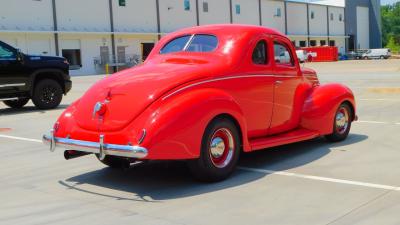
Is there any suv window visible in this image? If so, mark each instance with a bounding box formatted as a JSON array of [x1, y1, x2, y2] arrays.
[[0, 44, 16, 59], [252, 40, 267, 65], [274, 42, 294, 66], [160, 34, 218, 54]]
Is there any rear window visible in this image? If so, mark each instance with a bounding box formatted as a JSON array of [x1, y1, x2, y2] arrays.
[[160, 34, 218, 54]]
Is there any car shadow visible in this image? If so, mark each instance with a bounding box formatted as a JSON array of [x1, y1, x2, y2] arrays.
[[61, 133, 368, 202], [0, 104, 69, 116]]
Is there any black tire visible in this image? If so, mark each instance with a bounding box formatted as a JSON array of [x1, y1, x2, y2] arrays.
[[188, 118, 241, 182], [32, 79, 63, 109], [96, 155, 131, 169], [363, 56, 369, 60], [380, 56, 385, 59], [325, 103, 352, 142], [3, 98, 29, 109]]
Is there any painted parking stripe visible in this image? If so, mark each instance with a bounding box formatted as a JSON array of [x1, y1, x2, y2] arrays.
[[356, 120, 390, 124], [2, 134, 400, 191], [238, 167, 400, 191], [359, 98, 400, 101], [0, 134, 42, 143]]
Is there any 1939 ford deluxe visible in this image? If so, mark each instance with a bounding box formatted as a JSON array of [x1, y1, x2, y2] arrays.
[[43, 25, 356, 181]]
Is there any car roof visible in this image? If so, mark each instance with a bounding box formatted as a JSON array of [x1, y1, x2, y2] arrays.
[[169, 24, 285, 38]]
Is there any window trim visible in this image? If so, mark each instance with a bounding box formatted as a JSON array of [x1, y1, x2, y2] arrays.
[[273, 40, 295, 67], [251, 40, 269, 66]]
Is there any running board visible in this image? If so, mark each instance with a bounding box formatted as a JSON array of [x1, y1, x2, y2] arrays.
[[249, 129, 320, 151]]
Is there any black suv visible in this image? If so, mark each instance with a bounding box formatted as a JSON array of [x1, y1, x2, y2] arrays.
[[0, 40, 71, 109]]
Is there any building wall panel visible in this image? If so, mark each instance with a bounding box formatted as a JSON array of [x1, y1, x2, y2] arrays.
[[0, 0, 53, 31], [261, 0, 285, 34], [159, 0, 197, 33], [231, 0, 260, 25], [113, 0, 158, 33], [287, 3, 307, 35], [56, 0, 111, 32], [198, 0, 230, 25], [308, 4, 328, 36]]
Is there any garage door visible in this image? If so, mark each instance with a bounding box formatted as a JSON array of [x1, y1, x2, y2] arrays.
[[27, 39, 52, 55], [356, 6, 369, 49]]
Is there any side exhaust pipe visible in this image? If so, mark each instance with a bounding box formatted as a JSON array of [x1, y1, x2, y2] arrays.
[[64, 150, 91, 160]]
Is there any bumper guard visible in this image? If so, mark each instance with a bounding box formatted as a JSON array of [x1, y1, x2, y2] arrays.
[[42, 129, 148, 160]]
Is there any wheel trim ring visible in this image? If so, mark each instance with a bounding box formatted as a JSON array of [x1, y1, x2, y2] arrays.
[[209, 128, 235, 168], [335, 107, 349, 134]]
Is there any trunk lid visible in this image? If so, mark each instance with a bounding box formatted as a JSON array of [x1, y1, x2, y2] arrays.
[[74, 56, 221, 132]]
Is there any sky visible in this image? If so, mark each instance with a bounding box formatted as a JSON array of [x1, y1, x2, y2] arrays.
[[381, 0, 399, 5]]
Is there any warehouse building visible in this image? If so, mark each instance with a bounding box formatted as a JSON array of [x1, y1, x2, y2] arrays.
[[0, 0, 381, 75]]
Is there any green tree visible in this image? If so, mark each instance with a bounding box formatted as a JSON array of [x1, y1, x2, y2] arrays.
[[381, 2, 400, 51]]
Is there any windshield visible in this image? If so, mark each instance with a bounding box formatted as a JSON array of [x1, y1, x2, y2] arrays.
[[160, 34, 218, 54]]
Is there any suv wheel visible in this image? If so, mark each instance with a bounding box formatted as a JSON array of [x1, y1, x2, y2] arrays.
[[3, 98, 30, 109], [32, 79, 63, 109]]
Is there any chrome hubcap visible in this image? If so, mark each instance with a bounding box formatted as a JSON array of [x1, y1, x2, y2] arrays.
[[210, 137, 225, 158], [336, 107, 349, 134], [209, 128, 235, 168]]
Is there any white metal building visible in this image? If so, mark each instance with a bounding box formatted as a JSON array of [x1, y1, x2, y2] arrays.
[[0, 0, 347, 75]]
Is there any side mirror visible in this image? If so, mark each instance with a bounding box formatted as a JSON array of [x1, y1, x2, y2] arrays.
[[16, 49, 23, 61]]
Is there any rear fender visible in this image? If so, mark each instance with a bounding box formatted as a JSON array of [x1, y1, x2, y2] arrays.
[[132, 88, 249, 160], [301, 83, 356, 135]]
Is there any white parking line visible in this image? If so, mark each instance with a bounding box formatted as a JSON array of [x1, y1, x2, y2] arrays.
[[1, 133, 400, 192], [0, 134, 42, 143], [356, 120, 391, 124], [238, 167, 400, 191], [359, 98, 400, 101]]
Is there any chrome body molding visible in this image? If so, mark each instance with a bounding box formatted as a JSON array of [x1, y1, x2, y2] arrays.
[[162, 74, 299, 100], [0, 83, 25, 88], [42, 130, 148, 159]]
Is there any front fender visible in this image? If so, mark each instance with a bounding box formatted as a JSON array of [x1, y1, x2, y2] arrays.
[[301, 83, 356, 135], [132, 88, 249, 160]]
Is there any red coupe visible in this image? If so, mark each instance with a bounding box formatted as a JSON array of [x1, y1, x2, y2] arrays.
[[43, 25, 356, 181]]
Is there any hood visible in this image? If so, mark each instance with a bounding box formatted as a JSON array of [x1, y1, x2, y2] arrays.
[[301, 67, 319, 87], [26, 54, 65, 62], [74, 55, 224, 132]]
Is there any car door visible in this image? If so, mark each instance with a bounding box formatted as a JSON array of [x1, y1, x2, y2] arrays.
[[0, 42, 26, 95], [269, 37, 303, 135], [239, 37, 275, 138]]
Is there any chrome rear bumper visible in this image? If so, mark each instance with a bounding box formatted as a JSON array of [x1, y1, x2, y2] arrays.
[[42, 129, 148, 159]]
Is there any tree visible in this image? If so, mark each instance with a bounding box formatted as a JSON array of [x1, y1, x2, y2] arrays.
[[381, 2, 400, 51]]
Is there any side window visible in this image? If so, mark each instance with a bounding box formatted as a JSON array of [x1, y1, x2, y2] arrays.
[[252, 40, 267, 65], [274, 42, 294, 66], [0, 45, 16, 59], [160, 35, 191, 54]]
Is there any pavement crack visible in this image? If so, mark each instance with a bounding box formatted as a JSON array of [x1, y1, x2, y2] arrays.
[[324, 189, 393, 225]]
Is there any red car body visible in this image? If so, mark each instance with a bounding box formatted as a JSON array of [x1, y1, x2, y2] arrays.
[[44, 25, 356, 180]]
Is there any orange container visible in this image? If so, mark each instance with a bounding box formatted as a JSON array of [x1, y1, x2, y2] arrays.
[[301, 46, 338, 62]]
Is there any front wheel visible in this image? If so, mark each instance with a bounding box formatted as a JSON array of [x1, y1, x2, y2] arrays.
[[325, 103, 352, 142], [188, 118, 241, 182], [3, 98, 29, 109], [32, 79, 63, 109]]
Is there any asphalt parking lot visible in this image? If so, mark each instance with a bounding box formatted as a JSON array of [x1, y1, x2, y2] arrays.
[[1, 59, 400, 225]]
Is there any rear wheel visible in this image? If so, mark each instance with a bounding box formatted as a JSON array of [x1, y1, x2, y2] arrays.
[[363, 56, 369, 60], [3, 98, 29, 109], [325, 103, 352, 142], [32, 79, 63, 109], [380, 55, 385, 59], [188, 118, 241, 182]]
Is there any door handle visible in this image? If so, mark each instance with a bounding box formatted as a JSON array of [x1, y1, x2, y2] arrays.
[[275, 80, 283, 85]]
